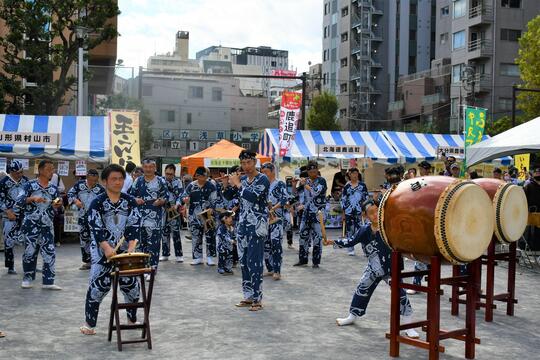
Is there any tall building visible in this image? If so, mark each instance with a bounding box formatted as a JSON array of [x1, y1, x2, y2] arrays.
[[435, 0, 540, 132], [322, 0, 436, 130]]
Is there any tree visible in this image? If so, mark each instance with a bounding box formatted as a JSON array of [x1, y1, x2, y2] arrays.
[[485, 114, 529, 136], [0, 0, 119, 115], [306, 92, 341, 130], [516, 14, 540, 117], [94, 94, 154, 154]]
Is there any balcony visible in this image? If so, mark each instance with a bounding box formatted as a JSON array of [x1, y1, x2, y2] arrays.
[[468, 4, 493, 26], [422, 93, 449, 107], [351, 12, 370, 31], [371, 28, 383, 42], [468, 39, 493, 59], [472, 73, 492, 93]]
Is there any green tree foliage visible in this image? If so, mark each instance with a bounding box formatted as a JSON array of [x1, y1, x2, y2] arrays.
[[0, 0, 119, 115], [306, 92, 341, 130], [485, 114, 529, 136], [516, 14, 540, 118], [94, 93, 154, 154]]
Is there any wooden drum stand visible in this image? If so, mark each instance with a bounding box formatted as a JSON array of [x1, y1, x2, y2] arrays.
[[387, 251, 480, 360]]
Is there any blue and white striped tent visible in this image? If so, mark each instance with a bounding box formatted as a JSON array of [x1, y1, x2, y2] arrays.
[[0, 114, 110, 162], [258, 128, 400, 163], [382, 131, 512, 165]]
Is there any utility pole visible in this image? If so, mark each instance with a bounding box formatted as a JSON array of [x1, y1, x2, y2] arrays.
[[300, 72, 307, 130], [138, 66, 144, 101]]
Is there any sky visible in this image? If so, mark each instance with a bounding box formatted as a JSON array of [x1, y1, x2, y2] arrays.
[[117, 0, 323, 76]]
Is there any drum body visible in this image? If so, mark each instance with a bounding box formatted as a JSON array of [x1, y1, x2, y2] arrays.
[[109, 252, 150, 271], [379, 176, 494, 265], [471, 178, 528, 244]]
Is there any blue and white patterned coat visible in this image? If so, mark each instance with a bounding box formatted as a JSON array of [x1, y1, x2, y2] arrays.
[[297, 176, 327, 265], [162, 177, 184, 258], [265, 179, 287, 274]]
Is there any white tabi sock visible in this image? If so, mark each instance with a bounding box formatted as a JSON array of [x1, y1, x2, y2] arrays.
[[336, 313, 357, 326]]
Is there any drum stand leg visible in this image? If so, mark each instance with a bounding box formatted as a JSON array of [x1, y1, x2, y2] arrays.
[[387, 252, 479, 360], [507, 242, 517, 316], [108, 269, 155, 351], [484, 240, 496, 322]]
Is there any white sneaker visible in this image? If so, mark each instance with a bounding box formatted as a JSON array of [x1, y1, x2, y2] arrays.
[[336, 313, 357, 326], [406, 289, 417, 295], [176, 256, 184, 263], [207, 256, 216, 266], [159, 256, 169, 261], [21, 280, 33, 289], [347, 249, 356, 256], [191, 258, 203, 265], [42, 284, 62, 290]]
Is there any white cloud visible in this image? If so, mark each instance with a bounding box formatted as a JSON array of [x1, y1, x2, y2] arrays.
[[117, 0, 323, 75]]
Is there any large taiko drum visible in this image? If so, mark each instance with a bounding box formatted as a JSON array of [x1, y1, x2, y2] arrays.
[[378, 176, 494, 265], [109, 252, 150, 272], [471, 178, 528, 244]]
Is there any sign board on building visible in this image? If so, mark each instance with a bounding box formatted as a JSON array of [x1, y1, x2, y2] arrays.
[[271, 69, 297, 77], [316, 144, 367, 157], [153, 141, 162, 150], [162, 130, 172, 140], [216, 131, 226, 140], [189, 141, 199, 152], [199, 131, 209, 141], [231, 131, 243, 142], [241, 143, 251, 150], [207, 142, 216, 147], [181, 130, 190, 140], [171, 141, 181, 149], [0, 131, 60, 147]]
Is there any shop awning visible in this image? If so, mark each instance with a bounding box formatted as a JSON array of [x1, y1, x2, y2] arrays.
[[258, 128, 400, 163], [383, 131, 512, 165], [0, 114, 110, 162]]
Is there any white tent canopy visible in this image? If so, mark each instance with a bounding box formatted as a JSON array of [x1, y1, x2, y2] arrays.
[[467, 116, 540, 167]]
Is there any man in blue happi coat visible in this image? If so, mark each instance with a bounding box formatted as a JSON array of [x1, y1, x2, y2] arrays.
[[129, 158, 167, 272], [0, 160, 28, 274], [17, 160, 63, 290], [340, 167, 368, 256], [67, 168, 106, 270], [160, 164, 184, 263], [226, 150, 269, 311], [80, 164, 142, 335], [260, 162, 287, 281], [292, 161, 327, 268]]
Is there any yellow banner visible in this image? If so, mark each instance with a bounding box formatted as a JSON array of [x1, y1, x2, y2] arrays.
[[514, 154, 530, 180], [109, 111, 141, 167]]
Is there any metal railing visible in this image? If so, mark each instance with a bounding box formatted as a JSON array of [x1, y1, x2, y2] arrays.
[[422, 93, 449, 106], [398, 65, 452, 83], [468, 38, 493, 54], [469, 4, 493, 20]]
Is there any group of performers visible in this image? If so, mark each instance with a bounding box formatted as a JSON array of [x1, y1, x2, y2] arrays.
[[1, 154, 424, 338]]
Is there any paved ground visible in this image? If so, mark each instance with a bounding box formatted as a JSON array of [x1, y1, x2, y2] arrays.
[[0, 229, 539, 360]]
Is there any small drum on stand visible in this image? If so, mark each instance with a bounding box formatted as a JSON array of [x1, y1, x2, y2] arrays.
[[379, 176, 494, 265], [472, 178, 528, 243], [109, 252, 150, 272], [197, 209, 216, 231]]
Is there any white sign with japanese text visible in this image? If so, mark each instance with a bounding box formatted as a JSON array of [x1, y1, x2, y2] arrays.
[[57, 161, 70, 176], [316, 144, 367, 157], [0, 132, 60, 146], [75, 160, 87, 176], [278, 92, 302, 157]]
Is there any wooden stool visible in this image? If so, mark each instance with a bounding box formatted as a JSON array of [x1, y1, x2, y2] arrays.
[[449, 239, 517, 322], [387, 251, 480, 360], [107, 268, 155, 351]]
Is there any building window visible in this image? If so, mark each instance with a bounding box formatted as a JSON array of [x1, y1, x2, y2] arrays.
[[500, 28, 521, 41], [324, 26, 329, 38], [499, 98, 513, 111], [340, 57, 348, 67], [440, 32, 449, 44], [188, 86, 203, 99], [452, 64, 464, 83], [500, 63, 520, 76], [340, 83, 347, 93], [186, 112, 192, 125], [453, 30, 466, 50], [212, 87, 223, 101], [331, 48, 337, 61], [409, 29, 417, 41], [160, 110, 175, 123], [339, 108, 347, 118], [323, 49, 329, 61], [341, 6, 348, 17], [410, 3, 417, 15], [331, 23, 338, 38], [142, 85, 153, 97], [341, 32, 348, 42], [324, 2, 330, 15], [271, 61, 277, 67], [441, 6, 450, 16], [501, 0, 521, 8], [453, 0, 466, 18]]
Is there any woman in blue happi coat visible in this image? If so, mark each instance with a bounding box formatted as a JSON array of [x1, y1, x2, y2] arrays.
[[325, 198, 419, 338]]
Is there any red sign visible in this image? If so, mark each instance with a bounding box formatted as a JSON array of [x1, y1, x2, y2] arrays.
[[278, 91, 302, 157], [271, 69, 297, 77]]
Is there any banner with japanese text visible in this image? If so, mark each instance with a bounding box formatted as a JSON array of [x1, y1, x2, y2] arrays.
[[514, 154, 530, 180], [463, 106, 487, 173], [109, 111, 141, 167], [278, 91, 302, 157]]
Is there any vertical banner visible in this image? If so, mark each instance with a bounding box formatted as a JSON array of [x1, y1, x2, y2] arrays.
[[57, 161, 70, 176], [75, 160, 87, 176], [109, 111, 141, 167], [463, 106, 487, 174], [514, 154, 530, 180], [278, 91, 302, 157]]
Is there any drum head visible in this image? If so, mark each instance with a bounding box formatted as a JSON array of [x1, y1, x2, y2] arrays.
[[495, 184, 528, 243], [110, 252, 150, 261], [434, 181, 494, 264]]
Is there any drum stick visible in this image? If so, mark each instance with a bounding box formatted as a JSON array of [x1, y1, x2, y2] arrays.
[[318, 210, 328, 245], [113, 236, 125, 253]]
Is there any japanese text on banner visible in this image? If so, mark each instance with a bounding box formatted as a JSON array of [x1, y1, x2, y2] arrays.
[[109, 111, 141, 167], [278, 91, 302, 157], [463, 107, 487, 173]]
